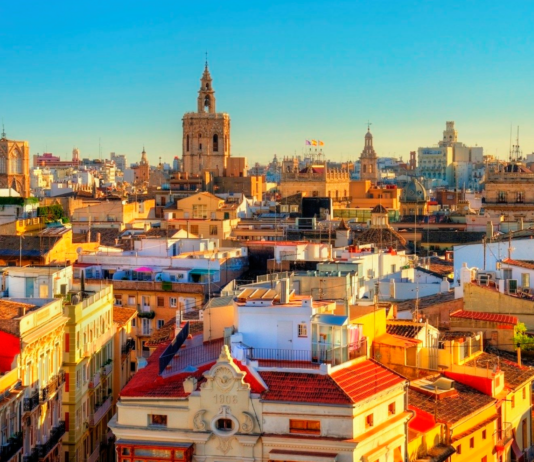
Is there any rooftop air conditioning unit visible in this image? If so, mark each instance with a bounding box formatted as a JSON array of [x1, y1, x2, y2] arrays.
[[434, 377, 454, 390]]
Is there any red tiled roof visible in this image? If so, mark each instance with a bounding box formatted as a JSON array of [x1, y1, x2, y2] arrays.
[[503, 258, 534, 270], [330, 359, 405, 403], [120, 343, 265, 398], [260, 372, 352, 405], [450, 309, 518, 325]]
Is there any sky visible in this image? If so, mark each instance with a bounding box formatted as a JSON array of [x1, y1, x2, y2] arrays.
[[2, 1, 534, 166]]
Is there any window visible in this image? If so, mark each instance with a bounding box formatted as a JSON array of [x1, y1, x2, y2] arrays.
[[216, 418, 232, 432], [157, 320, 165, 329], [457, 444, 461, 455], [149, 414, 167, 427], [523, 387, 526, 400], [213, 134, 219, 152], [388, 402, 396, 416], [498, 191, 507, 203], [157, 297, 165, 307], [289, 419, 320, 435], [482, 429, 487, 439], [517, 191, 524, 203], [365, 414, 374, 428], [190, 225, 199, 235], [192, 204, 207, 218], [131, 318, 136, 327], [209, 225, 218, 236], [186, 135, 189, 152], [170, 297, 177, 308], [128, 296, 135, 306], [298, 323, 308, 338], [470, 437, 474, 448], [114, 296, 122, 306], [391, 264, 396, 274]]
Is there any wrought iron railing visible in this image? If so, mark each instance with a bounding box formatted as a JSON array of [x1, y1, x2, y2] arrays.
[[23, 390, 39, 413], [121, 338, 135, 355], [36, 421, 65, 459], [0, 432, 23, 462], [494, 422, 513, 447]]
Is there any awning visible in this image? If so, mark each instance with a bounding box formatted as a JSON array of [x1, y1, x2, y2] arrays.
[[511, 438, 525, 462], [269, 450, 337, 462], [135, 267, 153, 272], [189, 269, 217, 275]]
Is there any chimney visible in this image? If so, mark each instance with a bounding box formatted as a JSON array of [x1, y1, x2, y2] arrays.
[[86, 229, 92, 243], [183, 376, 197, 394], [96, 232, 101, 244], [518, 217, 524, 231], [280, 278, 290, 304], [486, 221, 494, 239]]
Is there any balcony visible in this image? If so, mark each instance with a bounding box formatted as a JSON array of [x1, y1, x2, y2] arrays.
[[23, 390, 39, 413], [36, 421, 66, 460], [101, 363, 112, 378], [22, 448, 38, 462], [0, 432, 23, 462], [88, 372, 100, 390], [495, 422, 513, 450], [40, 372, 65, 402], [88, 396, 112, 427], [121, 338, 135, 355], [86, 443, 100, 462]]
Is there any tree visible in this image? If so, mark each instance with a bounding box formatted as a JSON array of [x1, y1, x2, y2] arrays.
[[513, 322, 534, 351]]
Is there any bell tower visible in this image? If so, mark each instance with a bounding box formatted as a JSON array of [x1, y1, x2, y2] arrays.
[[182, 61, 231, 177], [0, 128, 30, 198], [359, 125, 379, 183]]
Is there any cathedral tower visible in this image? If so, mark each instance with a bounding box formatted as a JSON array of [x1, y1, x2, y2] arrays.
[[0, 128, 30, 197], [359, 127, 378, 183], [182, 63, 231, 176]]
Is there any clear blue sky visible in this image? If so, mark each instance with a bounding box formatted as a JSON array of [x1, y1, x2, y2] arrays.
[[2, 1, 534, 165]]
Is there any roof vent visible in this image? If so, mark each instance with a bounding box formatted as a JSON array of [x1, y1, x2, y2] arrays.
[[434, 377, 454, 390]]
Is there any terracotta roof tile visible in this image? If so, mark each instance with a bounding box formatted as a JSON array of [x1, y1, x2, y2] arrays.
[[260, 371, 352, 405], [0, 300, 36, 320], [409, 379, 495, 425], [450, 309, 518, 325], [463, 352, 534, 390], [113, 307, 137, 327], [503, 258, 534, 271], [386, 322, 423, 338], [331, 359, 405, 403]]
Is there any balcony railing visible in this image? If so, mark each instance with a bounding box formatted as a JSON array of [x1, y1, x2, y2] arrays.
[[86, 443, 100, 462], [40, 371, 66, 402], [101, 363, 112, 378], [22, 448, 38, 462], [36, 421, 66, 459], [0, 432, 23, 462], [89, 396, 112, 427], [23, 390, 39, 413], [121, 338, 135, 355], [495, 422, 513, 449], [88, 372, 100, 390]]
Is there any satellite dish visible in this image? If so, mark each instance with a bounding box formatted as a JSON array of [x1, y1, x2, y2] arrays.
[[76, 247, 83, 255]]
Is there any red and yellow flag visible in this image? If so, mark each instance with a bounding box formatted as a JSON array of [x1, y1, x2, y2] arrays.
[[311, 140, 318, 146]]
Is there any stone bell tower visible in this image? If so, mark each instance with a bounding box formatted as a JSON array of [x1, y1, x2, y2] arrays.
[[182, 61, 231, 176], [359, 126, 378, 183], [0, 127, 30, 198]]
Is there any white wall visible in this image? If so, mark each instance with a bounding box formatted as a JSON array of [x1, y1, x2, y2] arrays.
[[454, 238, 534, 286]]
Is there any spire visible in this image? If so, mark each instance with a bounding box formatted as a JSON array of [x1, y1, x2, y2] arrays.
[[1, 121, 5, 140], [198, 61, 216, 114]]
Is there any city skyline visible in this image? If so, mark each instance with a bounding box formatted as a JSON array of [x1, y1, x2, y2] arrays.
[[2, 1, 534, 164]]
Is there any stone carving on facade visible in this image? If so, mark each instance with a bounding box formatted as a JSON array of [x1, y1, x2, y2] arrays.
[[193, 409, 208, 431], [240, 412, 255, 434], [216, 436, 233, 454]]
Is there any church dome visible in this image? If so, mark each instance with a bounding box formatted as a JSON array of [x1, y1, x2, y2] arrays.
[[400, 178, 428, 203], [365, 130, 373, 139]]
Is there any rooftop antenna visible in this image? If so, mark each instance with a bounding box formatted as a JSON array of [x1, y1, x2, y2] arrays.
[[508, 124, 513, 161], [205, 50, 208, 68], [1, 120, 5, 139]]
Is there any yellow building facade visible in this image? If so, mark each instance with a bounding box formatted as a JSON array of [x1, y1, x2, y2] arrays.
[[62, 285, 116, 462]]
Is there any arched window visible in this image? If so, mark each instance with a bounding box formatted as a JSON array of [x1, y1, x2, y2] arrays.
[[204, 95, 210, 112], [213, 134, 219, 152], [186, 135, 190, 152], [10, 150, 20, 174], [0, 156, 6, 174], [198, 133, 202, 151]]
